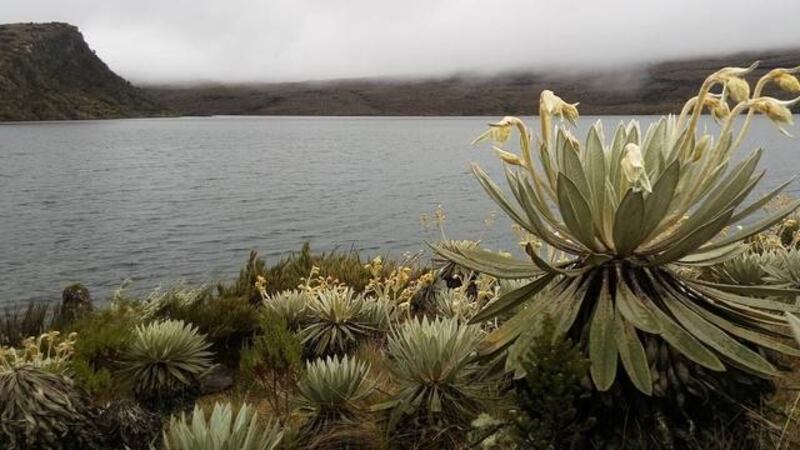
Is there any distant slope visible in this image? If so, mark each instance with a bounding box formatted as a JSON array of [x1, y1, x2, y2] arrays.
[[0, 22, 169, 121], [146, 49, 800, 116]]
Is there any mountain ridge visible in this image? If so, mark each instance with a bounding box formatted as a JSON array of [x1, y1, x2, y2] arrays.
[[145, 48, 800, 116]]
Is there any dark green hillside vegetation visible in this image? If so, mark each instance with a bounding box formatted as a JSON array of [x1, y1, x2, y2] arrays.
[[0, 22, 169, 121]]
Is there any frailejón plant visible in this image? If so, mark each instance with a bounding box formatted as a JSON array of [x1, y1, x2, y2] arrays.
[[436, 63, 800, 394], [162, 402, 283, 450]]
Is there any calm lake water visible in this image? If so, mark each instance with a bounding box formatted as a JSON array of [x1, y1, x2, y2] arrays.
[[1, 116, 799, 305]]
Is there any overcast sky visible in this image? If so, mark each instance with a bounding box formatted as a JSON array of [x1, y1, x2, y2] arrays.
[[3, 0, 800, 84]]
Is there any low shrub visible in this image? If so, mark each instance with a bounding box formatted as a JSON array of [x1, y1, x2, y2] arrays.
[[240, 309, 303, 418], [219, 245, 377, 301], [217, 250, 270, 303], [156, 294, 260, 366], [162, 402, 284, 450], [509, 317, 594, 449], [64, 305, 140, 398]]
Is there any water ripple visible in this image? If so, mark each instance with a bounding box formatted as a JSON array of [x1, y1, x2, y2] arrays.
[[1, 115, 797, 304]]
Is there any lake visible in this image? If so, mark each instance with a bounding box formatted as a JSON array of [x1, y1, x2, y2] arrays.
[[1, 115, 799, 305]]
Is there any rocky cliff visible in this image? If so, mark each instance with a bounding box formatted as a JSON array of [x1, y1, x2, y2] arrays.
[[0, 22, 169, 121]]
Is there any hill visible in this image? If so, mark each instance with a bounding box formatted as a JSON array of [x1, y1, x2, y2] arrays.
[[0, 22, 169, 121], [146, 49, 800, 116]]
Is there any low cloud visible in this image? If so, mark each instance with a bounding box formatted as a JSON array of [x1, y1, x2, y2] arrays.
[[2, 0, 799, 83]]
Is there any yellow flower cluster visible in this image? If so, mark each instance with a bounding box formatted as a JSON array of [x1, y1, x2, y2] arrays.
[[474, 274, 498, 305], [255, 275, 268, 299], [0, 331, 78, 373], [364, 256, 415, 302], [296, 265, 348, 295], [397, 270, 437, 306]]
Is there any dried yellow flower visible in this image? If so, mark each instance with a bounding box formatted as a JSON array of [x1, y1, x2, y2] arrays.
[[775, 72, 800, 93], [703, 96, 731, 122], [472, 117, 518, 145], [492, 147, 525, 167], [750, 96, 797, 135], [725, 77, 751, 103], [620, 143, 652, 192], [540, 90, 579, 125]]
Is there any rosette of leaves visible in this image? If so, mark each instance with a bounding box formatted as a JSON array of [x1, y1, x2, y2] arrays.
[[360, 295, 399, 331], [0, 365, 100, 449], [296, 355, 375, 431], [433, 288, 478, 321], [379, 317, 485, 428], [264, 289, 311, 330], [710, 250, 772, 286], [121, 319, 214, 399], [162, 402, 283, 450], [435, 64, 800, 396], [299, 287, 374, 356], [764, 247, 800, 287]]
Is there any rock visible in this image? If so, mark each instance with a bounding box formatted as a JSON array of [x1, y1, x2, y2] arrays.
[[61, 283, 93, 322], [200, 365, 235, 394]]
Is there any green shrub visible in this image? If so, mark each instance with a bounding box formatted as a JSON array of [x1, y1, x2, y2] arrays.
[[71, 359, 118, 399], [217, 250, 269, 303], [296, 355, 375, 432], [240, 309, 303, 418], [510, 317, 593, 449], [0, 365, 101, 449], [220, 245, 377, 300], [65, 306, 139, 397], [157, 294, 260, 366], [162, 402, 283, 450], [121, 319, 214, 400]]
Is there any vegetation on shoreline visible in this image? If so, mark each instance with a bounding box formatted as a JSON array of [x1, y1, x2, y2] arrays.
[[3, 65, 800, 449]]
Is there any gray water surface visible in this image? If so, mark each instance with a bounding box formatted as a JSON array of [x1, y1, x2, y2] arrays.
[[1, 116, 798, 304]]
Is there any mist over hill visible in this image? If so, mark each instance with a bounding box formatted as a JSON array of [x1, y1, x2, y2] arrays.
[[0, 22, 797, 121], [145, 49, 800, 116]]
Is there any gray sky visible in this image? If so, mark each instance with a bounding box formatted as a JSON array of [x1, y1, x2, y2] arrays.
[[3, 0, 800, 84]]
